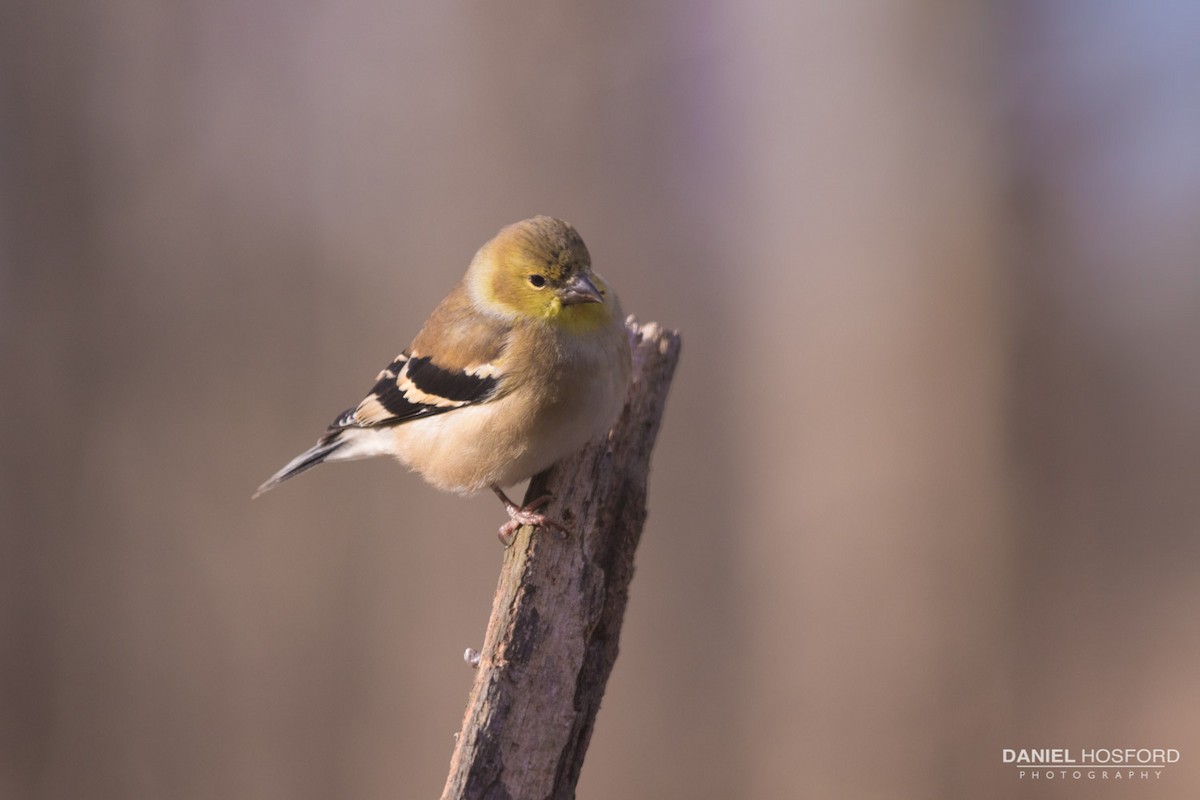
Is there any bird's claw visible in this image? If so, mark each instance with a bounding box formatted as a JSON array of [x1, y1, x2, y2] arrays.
[[492, 487, 571, 546]]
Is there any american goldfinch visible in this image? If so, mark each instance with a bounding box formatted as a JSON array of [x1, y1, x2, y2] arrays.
[[254, 216, 632, 544]]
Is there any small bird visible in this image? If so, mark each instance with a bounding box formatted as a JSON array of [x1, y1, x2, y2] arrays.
[[254, 216, 632, 544]]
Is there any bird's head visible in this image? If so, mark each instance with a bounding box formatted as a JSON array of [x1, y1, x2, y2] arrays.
[[468, 216, 615, 331]]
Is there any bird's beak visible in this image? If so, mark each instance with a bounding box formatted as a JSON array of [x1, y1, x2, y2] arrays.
[[560, 273, 604, 305]]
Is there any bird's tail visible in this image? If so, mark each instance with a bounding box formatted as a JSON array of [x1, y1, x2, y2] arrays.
[[252, 434, 347, 499]]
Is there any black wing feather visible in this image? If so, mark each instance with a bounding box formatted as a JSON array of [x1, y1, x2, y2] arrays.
[[331, 351, 501, 431], [405, 355, 499, 403]]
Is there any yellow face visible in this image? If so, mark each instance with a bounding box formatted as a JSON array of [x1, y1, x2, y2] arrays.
[[470, 216, 614, 331]]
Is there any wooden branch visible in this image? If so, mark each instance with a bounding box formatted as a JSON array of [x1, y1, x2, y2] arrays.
[[440, 319, 682, 800]]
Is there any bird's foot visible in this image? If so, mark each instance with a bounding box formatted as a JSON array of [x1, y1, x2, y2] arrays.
[[491, 486, 571, 546]]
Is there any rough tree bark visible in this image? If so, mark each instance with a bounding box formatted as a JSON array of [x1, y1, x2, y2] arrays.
[[440, 319, 681, 800]]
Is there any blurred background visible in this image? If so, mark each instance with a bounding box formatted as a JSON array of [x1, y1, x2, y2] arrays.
[[3, 1, 1199, 798]]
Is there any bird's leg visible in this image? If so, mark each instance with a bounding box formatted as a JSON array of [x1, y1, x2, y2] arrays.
[[490, 485, 571, 546]]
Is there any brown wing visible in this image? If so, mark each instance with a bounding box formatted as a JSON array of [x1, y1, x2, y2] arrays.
[[329, 284, 512, 431]]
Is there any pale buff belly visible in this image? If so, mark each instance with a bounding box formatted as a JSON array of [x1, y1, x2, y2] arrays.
[[388, 363, 627, 493]]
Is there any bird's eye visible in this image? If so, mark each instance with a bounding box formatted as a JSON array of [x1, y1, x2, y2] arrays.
[[528, 274, 547, 288]]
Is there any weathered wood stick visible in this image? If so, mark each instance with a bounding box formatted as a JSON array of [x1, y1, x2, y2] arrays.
[[440, 319, 682, 800]]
